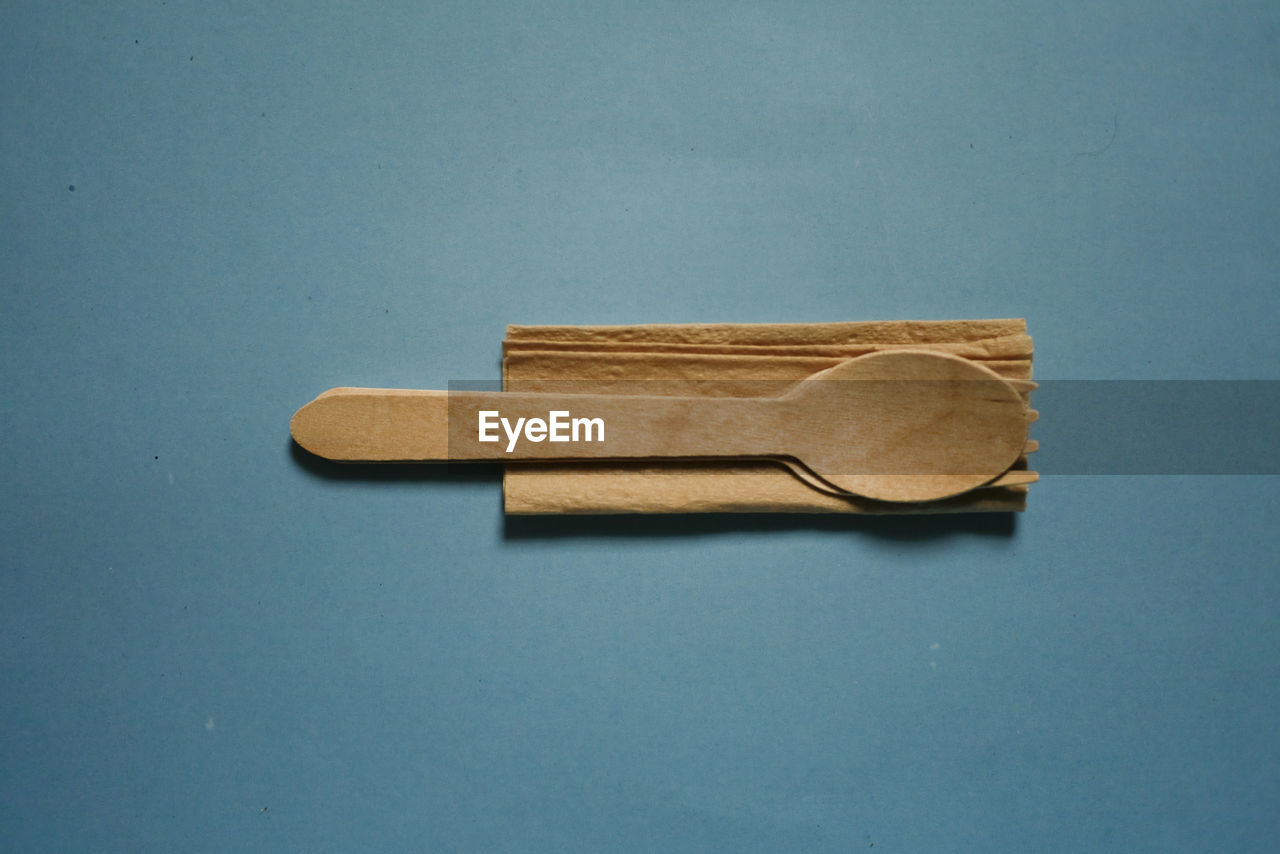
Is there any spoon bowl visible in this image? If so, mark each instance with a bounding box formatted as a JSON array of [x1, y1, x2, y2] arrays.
[[774, 350, 1029, 501]]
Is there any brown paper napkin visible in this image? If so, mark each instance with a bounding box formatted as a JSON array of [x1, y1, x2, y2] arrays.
[[502, 320, 1035, 514]]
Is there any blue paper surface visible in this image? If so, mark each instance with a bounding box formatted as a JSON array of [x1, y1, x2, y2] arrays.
[[3, 1, 1278, 850]]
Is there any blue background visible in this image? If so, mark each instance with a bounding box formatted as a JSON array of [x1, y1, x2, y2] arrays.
[[3, 1, 1277, 850]]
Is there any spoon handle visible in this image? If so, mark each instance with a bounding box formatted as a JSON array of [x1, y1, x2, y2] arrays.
[[291, 387, 788, 462]]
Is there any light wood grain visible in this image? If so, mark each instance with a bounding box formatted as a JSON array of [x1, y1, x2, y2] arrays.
[[292, 350, 1029, 503]]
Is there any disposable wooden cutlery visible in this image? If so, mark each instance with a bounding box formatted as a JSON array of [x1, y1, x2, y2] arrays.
[[291, 349, 1031, 503]]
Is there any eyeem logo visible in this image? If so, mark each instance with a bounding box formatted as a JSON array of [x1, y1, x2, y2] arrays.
[[478, 410, 605, 453]]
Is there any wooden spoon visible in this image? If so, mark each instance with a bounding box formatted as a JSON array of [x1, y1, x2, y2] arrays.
[[290, 349, 1029, 503]]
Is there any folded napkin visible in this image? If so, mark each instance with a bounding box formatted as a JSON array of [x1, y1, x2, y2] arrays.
[[502, 319, 1035, 514]]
